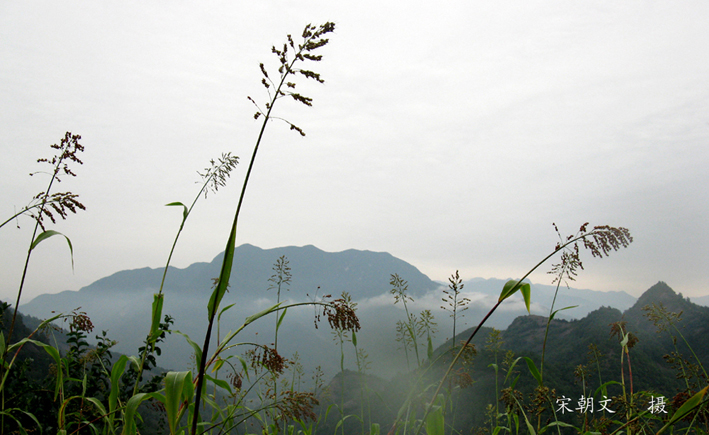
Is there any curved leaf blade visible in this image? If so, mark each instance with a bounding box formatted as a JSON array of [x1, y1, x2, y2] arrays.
[[520, 283, 531, 313], [30, 230, 74, 270], [549, 305, 578, 321], [523, 357, 543, 386], [658, 386, 708, 434], [165, 201, 189, 221]]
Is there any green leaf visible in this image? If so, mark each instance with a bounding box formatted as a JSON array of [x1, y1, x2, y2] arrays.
[[84, 396, 107, 418], [542, 421, 579, 432], [7, 337, 59, 359], [658, 386, 708, 434], [30, 230, 74, 270], [503, 357, 522, 384], [175, 330, 202, 366], [520, 283, 531, 313], [425, 403, 445, 435], [498, 280, 531, 311], [511, 373, 521, 390], [244, 303, 282, 325], [276, 307, 288, 331], [166, 201, 189, 221], [59, 395, 91, 430], [127, 355, 141, 370], [523, 357, 543, 386], [620, 332, 629, 349], [122, 392, 155, 435], [43, 344, 63, 399], [499, 280, 524, 303], [522, 411, 536, 435], [334, 415, 357, 433], [427, 335, 433, 360], [549, 305, 578, 321], [201, 393, 222, 418], [205, 374, 232, 395], [165, 371, 193, 434], [34, 311, 63, 333], [109, 355, 129, 427], [218, 303, 236, 323], [148, 293, 164, 344], [593, 381, 621, 399], [208, 209, 240, 320], [0, 408, 42, 435], [236, 355, 250, 381], [352, 330, 357, 347]]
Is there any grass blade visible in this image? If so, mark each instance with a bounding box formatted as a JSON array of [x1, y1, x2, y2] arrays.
[[30, 230, 74, 270]]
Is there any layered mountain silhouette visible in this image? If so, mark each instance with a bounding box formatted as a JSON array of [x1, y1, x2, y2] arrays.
[[19, 244, 647, 379], [316, 281, 709, 433], [9, 245, 709, 433]]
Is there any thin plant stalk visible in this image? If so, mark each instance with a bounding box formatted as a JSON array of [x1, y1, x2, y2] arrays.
[[7, 133, 83, 347], [414, 224, 632, 435], [0, 198, 75, 231], [131, 153, 238, 396], [191, 56, 283, 435], [539, 279, 562, 384], [2, 133, 84, 429], [190, 23, 335, 435]]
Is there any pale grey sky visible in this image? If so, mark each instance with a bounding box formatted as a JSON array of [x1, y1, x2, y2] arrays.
[[2, 1, 708, 305]]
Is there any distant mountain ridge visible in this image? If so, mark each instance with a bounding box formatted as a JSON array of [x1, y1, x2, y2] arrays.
[[317, 281, 709, 433], [17, 243, 670, 379], [457, 281, 709, 397], [457, 276, 637, 318], [20, 244, 441, 377], [48, 243, 439, 300]]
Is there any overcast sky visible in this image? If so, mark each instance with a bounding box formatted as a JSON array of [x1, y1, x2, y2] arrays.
[[2, 1, 708, 306]]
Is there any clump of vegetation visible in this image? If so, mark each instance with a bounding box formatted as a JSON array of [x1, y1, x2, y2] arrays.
[[2, 20, 706, 435]]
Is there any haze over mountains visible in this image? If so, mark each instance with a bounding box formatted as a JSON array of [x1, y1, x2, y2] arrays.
[[317, 281, 709, 433], [19, 244, 676, 378]]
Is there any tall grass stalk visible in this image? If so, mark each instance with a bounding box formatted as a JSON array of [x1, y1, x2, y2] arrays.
[[414, 223, 632, 435], [132, 153, 239, 396], [391, 274, 422, 369], [190, 23, 336, 435], [1, 132, 84, 431], [441, 270, 469, 352], [6, 133, 84, 349]]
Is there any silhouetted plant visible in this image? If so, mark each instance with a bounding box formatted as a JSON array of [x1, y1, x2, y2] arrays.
[[391, 274, 424, 370], [269, 255, 292, 352], [414, 223, 633, 435], [1, 132, 85, 432], [191, 23, 336, 435], [6, 132, 84, 343], [441, 270, 469, 351], [131, 152, 239, 396]]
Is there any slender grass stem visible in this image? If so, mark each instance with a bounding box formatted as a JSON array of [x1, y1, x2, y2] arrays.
[[190, 48, 293, 435], [414, 227, 631, 435], [539, 279, 562, 385]]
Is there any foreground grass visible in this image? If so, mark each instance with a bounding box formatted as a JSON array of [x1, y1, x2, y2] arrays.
[[2, 20, 706, 435]]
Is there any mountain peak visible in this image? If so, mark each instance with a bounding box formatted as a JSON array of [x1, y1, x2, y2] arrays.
[[634, 281, 679, 308]]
